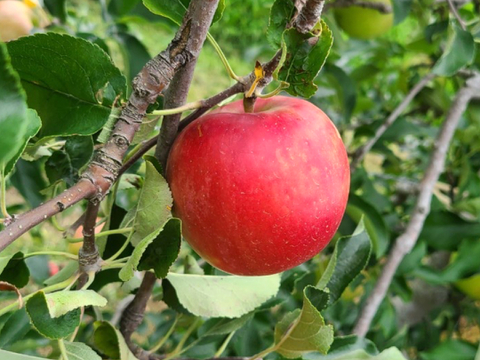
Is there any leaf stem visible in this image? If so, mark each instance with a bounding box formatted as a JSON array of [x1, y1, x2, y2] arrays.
[[207, 32, 241, 81], [58, 338, 68, 360], [164, 318, 202, 360], [23, 251, 78, 260], [150, 314, 180, 353], [151, 101, 202, 116], [0, 167, 9, 219], [0, 276, 75, 317], [214, 331, 236, 358], [66, 227, 133, 243], [104, 231, 134, 262]]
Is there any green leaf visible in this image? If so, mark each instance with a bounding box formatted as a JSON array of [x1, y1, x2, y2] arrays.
[[64, 341, 102, 360], [44, 262, 79, 286], [345, 195, 389, 258], [415, 238, 480, 284], [119, 218, 180, 281], [183, 254, 204, 275], [397, 241, 427, 275], [317, 220, 372, 305], [166, 272, 281, 318], [26, 291, 80, 339], [307, 347, 407, 359], [0, 309, 31, 347], [143, 0, 225, 25], [7, 33, 126, 138], [304, 335, 378, 359], [138, 218, 182, 278], [44, 290, 107, 318], [198, 313, 254, 338], [45, 136, 93, 186], [44, 0, 67, 23], [278, 20, 333, 98], [10, 159, 47, 208], [3, 109, 42, 176], [93, 321, 137, 360], [274, 286, 334, 358], [421, 211, 480, 250], [325, 64, 356, 123], [433, 24, 476, 76], [266, 0, 296, 48], [420, 339, 477, 360], [0, 349, 47, 360], [0, 41, 30, 167], [0, 252, 30, 288], [130, 156, 173, 246]]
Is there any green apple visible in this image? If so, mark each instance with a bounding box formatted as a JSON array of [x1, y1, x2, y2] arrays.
[[455, 275, 480, 300], [334, 0, 394, 40]]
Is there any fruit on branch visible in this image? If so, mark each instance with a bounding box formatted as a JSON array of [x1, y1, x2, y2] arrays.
[[334, 0, 394, 40], [0, 0, 33, 42], [167, 96, 350, 276]]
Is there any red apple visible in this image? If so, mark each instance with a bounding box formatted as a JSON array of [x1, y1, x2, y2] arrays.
[[166, 96, 350, 275]]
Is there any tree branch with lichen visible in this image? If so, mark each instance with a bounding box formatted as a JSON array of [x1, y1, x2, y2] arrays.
[[353, 74, 480, 338]]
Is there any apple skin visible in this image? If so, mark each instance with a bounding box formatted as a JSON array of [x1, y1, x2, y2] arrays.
[[166, 96, 350, 276], [48, 261, 60, 276], [334, 0, 394, 40], [0, 1, 33, 42]]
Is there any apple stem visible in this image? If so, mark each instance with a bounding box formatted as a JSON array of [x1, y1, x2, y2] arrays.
[[243, 96, 257, 113]]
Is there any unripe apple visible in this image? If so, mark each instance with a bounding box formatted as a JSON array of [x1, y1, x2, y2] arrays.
[[334, 0, 394, 40], [0, 0, 33, 42], [455, 275, 480, 301], [167, 96, 350, 276]]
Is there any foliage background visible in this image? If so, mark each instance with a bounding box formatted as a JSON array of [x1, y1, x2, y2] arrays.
[[0, 0, 479, 359]]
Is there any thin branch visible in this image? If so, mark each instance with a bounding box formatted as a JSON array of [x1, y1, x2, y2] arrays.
[[0, 179, 96, 251], [120, 272, 159, 360], [327, 0, 393, 13], [294, 0, 325, 33], [77, 201, 101, 289], [178, 82, 245, 131], [119, 83, 246, 177], [0, 0, 218, 252], [118, 136, 159, 177], [353, 75, 480, 338], [446, 0, 467, 30], [119, 1, 220, 358], [350, 72, 435, 171], [155, 60, 198, 172]]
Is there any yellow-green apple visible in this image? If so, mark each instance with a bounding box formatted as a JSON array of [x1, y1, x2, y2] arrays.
[[334, 0, 394, 40], [0, 0, 33, 42], [166, 96, 350, 275]]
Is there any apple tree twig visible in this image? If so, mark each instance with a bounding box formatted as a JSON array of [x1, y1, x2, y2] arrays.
[[349, 72, 435, 171], [446, 0, 467, 30], [353, 74, 480, 337], [294, 0, 326, 33]]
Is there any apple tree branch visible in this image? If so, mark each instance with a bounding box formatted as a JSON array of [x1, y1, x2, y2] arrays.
[[350, 72, 436, 171], [353, 74, 480, 338]]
